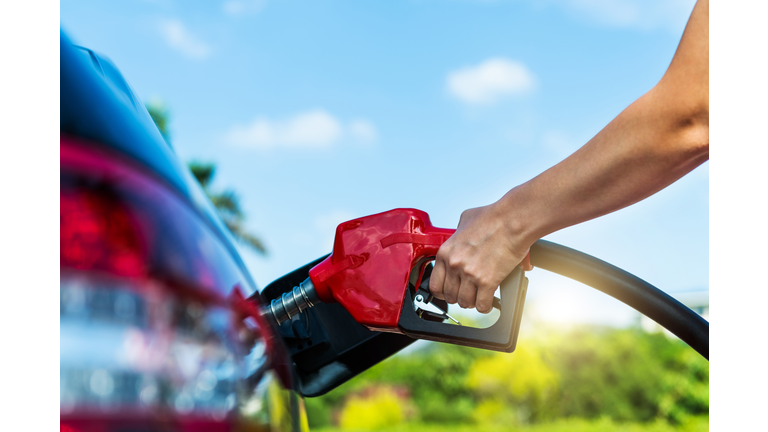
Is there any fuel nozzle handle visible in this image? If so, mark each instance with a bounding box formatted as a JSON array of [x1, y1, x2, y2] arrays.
[[262, 277, 321, 326]]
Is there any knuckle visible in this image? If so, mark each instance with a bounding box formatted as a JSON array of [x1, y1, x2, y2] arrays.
[[459, 207, 480, 222], [458, 294, 475, 309], [462, 264, 478, 277], [444, 291, 458, 304], [476, 301, 492, 314], [477, 275, 495, 290], [447, 257, 463, 270], [436, 248, 450, 261]]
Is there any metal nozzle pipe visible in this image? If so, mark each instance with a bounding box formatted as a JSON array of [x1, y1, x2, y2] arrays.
[[263, 277, 321, 326]]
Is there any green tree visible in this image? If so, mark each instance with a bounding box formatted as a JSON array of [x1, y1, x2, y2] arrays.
[[145, 101, 267, 255], [188, 161, 267, 255], [536, 326, 709, 424], [466, 344, 559, 423], [145, 99, 171, 144]]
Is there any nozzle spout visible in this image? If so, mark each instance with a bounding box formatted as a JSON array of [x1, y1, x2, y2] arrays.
[[263, 277, 321, 326]]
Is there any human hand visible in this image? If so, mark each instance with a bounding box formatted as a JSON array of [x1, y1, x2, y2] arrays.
[[428, 203, 532, 314]]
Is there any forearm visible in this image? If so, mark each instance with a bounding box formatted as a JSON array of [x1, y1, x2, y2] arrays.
[[497, 84, 709, 246]]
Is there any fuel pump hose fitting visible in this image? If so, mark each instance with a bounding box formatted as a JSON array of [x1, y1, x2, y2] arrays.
[[263, 277, 320, 326]]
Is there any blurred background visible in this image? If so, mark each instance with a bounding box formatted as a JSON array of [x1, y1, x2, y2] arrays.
[[61, 0, 708, 430]]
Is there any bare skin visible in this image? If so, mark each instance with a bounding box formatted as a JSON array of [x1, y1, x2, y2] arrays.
[[429, 0, 709, 313]]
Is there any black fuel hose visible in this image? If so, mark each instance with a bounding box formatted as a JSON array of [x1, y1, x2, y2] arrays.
[[530, 240, 709, 360]]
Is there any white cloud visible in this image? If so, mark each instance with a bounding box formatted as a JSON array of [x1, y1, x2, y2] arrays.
[[226, 110, 378, 149], [223, 0, 266, 15], [447, 58, 536, 105], [159, 19, 212, 59]]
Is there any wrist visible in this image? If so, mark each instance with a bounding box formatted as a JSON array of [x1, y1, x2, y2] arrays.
[[492, 184, 550, 249]]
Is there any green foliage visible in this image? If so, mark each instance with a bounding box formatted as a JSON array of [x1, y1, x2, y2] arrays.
[[543, 327, 666, 422], [307, 326, 708, 430], [306, 396, 334, 429], [656, 348, 710, 424], [540, 327, 709, 424], [145, 99, 171, 144], [466, 345, 559, 423], [188, 161, 215, 189], [338, 387, 412, 430]]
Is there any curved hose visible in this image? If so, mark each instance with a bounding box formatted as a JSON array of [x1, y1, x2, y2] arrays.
[[530, 240, 709, 360]]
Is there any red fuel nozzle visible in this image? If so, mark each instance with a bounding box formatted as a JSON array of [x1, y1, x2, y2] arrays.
[[308, 208, 454, 332]]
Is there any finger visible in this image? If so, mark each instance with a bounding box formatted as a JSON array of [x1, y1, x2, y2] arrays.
[[457, 279, 478, 309], [442, 268, 462, 304], [475, 283, 497, 314], [428, 259, 447, 300]]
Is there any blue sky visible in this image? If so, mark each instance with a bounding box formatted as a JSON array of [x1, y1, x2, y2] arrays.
[[61, 0, 707, 327]]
